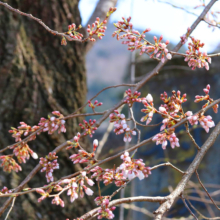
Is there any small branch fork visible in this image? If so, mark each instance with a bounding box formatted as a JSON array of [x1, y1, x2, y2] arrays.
[[151, 162, 185, 175]]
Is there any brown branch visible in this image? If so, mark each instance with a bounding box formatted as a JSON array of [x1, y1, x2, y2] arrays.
[[80, 196, 168, 220], [0, 1, 77, 42], [196, 170, 220, 210], [185, 122, 200, 150]]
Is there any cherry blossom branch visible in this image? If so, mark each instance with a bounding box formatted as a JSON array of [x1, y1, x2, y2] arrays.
[[134, 0, 217, 91], [154, 120, 220, 220], [80, 196, 168, 220]]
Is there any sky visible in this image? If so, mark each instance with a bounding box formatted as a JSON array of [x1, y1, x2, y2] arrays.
[[79, 0, 220, 53]]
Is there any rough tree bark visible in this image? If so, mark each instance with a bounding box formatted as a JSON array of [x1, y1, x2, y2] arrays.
[[0, 0, 89, 219]]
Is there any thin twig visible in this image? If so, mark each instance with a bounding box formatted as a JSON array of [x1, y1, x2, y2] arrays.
[[196, 170, 220, 210], [150, 162, 185, 175], [4, 197, 16, 220], [185, 122, 200, 150], [187, 198, 220, 220], [181, 195, 198, 220]]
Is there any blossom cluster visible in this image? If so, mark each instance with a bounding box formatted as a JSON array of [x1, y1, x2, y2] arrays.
[[38, 111, 66, 134], [9, 122, 39, 142], [39, 152, 59, 182], [95, 196, 116, 219], [140, 94, 155, 125], [152, 132, 180, 150], [109, 110, 136, 142], [90, 151, 151, 187], [184, 37, 211, 70], [10, 142, 38, 163], [112, 17, 172, 62], [0, 155, 22, 172]]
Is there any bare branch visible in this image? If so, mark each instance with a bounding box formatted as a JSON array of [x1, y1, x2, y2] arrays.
[[181, 195, 198, 220], [196, 170, 220, 210], [4, 197, 16, 220], [151, 162, 185, 175]]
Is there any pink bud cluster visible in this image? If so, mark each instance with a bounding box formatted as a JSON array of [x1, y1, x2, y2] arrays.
[[184, 37, 211, 70], [125, 89, 142, 107], [69, 149, 95, 165], [88, 100, 103, 109], [86, 7, 116, 41], [109, 110, 136, 142], [40, 152, 59, 182], [180, 27, 191, 44], [152, 132, 180, 150], [67, 23, 83, 40], [141, 94, 155, 125], [186, 111, 215, 133], [95, 196, 116, 219], [10, 142, 38, 163], [0, 155, 21, 172], [144, 35, 171, 62], [194, 84, 218, 113], [0, 186, 12, 195], [113, 17, 171, 62], [38, 111, 66, 134], [8, 122, 39, 142], [66, 132, 81, 150], [79, 119, 97, 137]]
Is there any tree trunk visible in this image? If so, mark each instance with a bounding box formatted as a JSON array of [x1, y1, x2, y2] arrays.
[[0, 0, 92, 219]]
